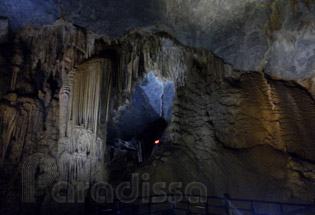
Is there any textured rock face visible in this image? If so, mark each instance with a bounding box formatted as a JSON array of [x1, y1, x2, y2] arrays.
[[0, 20, 101, 213], [0, 20, 314, 214], [1, 0, 315, 79], [139, 70, 315, 201], [126, 37, 315, 201], [208, 73, 315, 160]]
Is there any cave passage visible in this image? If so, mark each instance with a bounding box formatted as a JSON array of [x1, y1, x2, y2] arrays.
[[106, 72, 175, 171]]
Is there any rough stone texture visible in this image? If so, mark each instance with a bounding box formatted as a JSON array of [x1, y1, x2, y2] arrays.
[[0, 20, 314, 214], [128, 36, 315, 202], [138, 69, 315, 200], [0, 20, 102, 214], [1, 0, 315, 79]]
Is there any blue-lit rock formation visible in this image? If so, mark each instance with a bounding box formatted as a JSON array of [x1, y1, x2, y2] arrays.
[[107, 72, 175, 140]]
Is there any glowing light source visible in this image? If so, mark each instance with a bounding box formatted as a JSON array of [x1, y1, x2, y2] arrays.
[[154, 140, 160, 144]]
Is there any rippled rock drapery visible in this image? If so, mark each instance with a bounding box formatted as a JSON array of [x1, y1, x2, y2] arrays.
[[0, 20, 314, 214], [58, 58, 111, 183]]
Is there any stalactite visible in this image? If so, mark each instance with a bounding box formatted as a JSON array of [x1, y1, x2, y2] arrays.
[[58, 58, 112, 183], [69, 59, 109, 133]]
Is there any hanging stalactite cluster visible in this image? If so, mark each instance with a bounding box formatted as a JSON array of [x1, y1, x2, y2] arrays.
[[58, 58, 112, 183]]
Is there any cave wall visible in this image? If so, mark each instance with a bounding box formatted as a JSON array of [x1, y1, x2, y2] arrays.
[[0, 19, 314, 213], [138, 68, 315, 202], [0, 20, 101, 213]]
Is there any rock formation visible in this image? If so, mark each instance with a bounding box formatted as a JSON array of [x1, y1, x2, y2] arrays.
[[0, 14, 314, 214]]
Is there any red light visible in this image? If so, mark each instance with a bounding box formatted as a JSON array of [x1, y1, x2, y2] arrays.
[[154, 140, 160, 144]]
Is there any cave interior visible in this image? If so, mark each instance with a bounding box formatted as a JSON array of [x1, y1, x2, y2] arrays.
[[0, 1, 315, 215]]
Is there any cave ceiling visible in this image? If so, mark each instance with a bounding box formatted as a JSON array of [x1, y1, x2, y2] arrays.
[[1, 0, 315, 80]]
